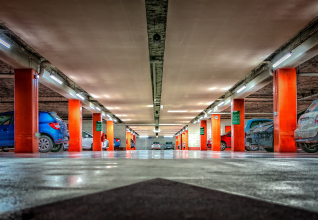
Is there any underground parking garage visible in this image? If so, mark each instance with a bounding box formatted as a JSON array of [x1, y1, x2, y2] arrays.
[[2, 0, 318, 219]]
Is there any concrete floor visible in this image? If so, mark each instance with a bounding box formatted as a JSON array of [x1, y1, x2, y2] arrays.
[[0, 150, 318, 216]]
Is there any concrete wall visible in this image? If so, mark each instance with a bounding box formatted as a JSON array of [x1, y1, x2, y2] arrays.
[[114, 124, 127, 148], [136, 137, 175, 150]]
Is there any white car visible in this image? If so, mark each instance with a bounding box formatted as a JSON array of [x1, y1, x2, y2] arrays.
[[151, 142, 161, 150], [63, 131, 109, 150]]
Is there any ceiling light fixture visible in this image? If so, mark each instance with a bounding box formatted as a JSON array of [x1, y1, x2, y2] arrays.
[[237, 85, 247, 93], [104, 95, 110, 98], [49, 74, 63, 84], [76, 93, 85, 100], [106, 114, 112, 119], [168, 110, 188, 113], [95, 107, 101, 111], [208, 110, 213, 114], [222, 87, 230, 90], [273, 52, 292, 68], [106, 107, 113, 109], [91, 94, 99, 98], [146, 105, 153, 107], [209, 87, 217, 90], [218, 101, 224, 106], [153, 130, 160, 132], [0, 38, 10, 48]]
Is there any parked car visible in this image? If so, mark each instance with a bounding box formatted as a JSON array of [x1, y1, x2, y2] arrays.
[[177, 144, 181, 149], [182, 142, 186, 149], [63, 131, 108, 150], [207, 119, 272, 151], [151, 141, 161, 150], [164, 142, 174, 150], [246, 122, 274, 152], [114, 138, 121, 148], [131, 139, 135, 149], [0, 111, 69, 153], [295, 99, 318, 153]]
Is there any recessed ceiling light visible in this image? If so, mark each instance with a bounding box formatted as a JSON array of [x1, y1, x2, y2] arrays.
[[122, 119, 131, 121], [0, 38, 10, 48], [209, 87, 217, 90], [115, 107, 120, 109], [107, 107, 113, 109], [190, 110, 202, 112], [198, 103, 203, 105], [167, 110, 188, 113], [70, 76, 75, 79], [91, 94, 99, 98], [222, 87, 230, 90], [104, 95, 110, 98], [146, 105, 153, 107]]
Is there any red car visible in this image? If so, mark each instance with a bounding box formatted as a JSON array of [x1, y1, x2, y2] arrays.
[[207, 131, 231, 151]]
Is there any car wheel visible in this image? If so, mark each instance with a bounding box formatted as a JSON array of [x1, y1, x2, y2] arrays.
[[51, 144, 63, 152], [221, 141, 227, 151], [39, 135, 54, 153], [2, 149, 9, 152], [264, 147, 274, 152], [248, 145, 259, 151], [300, 143, 318, 153], [245, 147, 250, 151]]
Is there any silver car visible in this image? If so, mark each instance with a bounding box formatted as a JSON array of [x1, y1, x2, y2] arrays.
[[151, 141, 161, 150], [63, 131, 109, 150], [295, 99, 318, 153]]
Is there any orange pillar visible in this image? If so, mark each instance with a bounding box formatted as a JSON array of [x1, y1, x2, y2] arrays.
[[14, 69, 39, 153], [107, 121, 114, 151], [133, 134, 136, 150], [93, 113, 102, 151], [175, 136, 179, 150], [185, 130, 188, 150], [231, 99, 245, 151], [225, 126, 231, 133], [212, 114, 221, 151], [273, 68, 297, 152], [126, 131, 131, 150], [180, 134, 183, 150], [69, 99, 82, 151], [200, 120, 207, 151]]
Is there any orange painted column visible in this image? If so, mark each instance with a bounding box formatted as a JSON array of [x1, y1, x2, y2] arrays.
[[200, 120, 207, 151], [69, 99, 82, 151], [175, 136, 179, 150], [107, 121, 114, 151], [231, 99, 245, 151], [180, 134, 183, 150], [93, 113, 102, 151], [185, 130, 188, 150], [14, 69, 39, 153], [126, 131, 131, 150], [273, 68, 297, 152], [225, 126, 231, 133], [212, 114, 221, 151]]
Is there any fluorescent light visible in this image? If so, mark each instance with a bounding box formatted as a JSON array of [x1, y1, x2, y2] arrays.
[[200, 117, 203, 119], [164, 136, 173, 138], [89, 103, 95, 109], [168, 110, 188, 113], [237, 85, 247, 93], [273, 52, 292, 68], [122, 119, 131, 121], [198, 103, 203, 105], [218, 101, 224, 106], [102, 112, 106, 116], [95, 107, 101, 111], [153, 130, 160, 132], [106, 107, 113, 109], [115, 107, 120, 109], [222, 87, 230, 90], [208, 110, 213, 113], [91, 94, 99, 98], [104, 95, 110, 98], [49, 74, 63, 84], [209, 87, 217, 90], [160, 105, 163, 109], [76, 93, 85, 100], [139, 136, 148, 138], [0, 38, 10, 48], [70, 76, 75, 79], [146, 105, 153, 107], [106, 114, 112, 119], [113, 119, 117, 122]]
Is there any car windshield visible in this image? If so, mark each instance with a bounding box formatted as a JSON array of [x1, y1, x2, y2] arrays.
[[166, 142, 172, 144], [153, 142, 160, 144], [306, 100, 318, 113]]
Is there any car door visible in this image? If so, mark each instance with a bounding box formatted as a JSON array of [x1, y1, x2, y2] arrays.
[[82, 131, 92, 149], [0, 113, 13, 146]]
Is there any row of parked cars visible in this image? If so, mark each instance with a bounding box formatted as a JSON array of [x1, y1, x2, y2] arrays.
[[0, 111, 129, 152], [151, 142, 174, 150]]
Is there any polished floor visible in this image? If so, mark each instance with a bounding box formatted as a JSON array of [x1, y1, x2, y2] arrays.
[[0, 150, 318, 218]]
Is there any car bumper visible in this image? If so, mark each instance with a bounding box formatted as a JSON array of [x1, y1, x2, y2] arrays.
[[295, 127, 318, 142], [295, 132, 318, 143], [151, 147, 161, 149]]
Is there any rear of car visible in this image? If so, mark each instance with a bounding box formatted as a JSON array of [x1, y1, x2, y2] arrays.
[[131, 139, 135, 149], [151, 142, 161, 150], [165, 142, 174, 150], [114, 138, 121, 148], [246, 122, 274, 152]]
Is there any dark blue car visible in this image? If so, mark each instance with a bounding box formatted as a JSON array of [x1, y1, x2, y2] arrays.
[[0, 111, 69, 153]]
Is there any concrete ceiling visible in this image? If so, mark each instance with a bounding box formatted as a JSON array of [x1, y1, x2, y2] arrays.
[[160, 0, 318, 125]]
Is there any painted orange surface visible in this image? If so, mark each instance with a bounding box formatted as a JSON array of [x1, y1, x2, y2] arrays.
[[273, 68, 297, 152], [180, 134, 183, 150], [212, 114, 221, 151], [175, 136, 179, 149], [188, 147, 200, 150], [231, 99, 245, 151], [184, 130, 188, 150], [126, 131, 131, 150], [200, 120, 207, 151], [14, 69, 39, 153], [132, 134, 136, 150], [68, 99, 82, 151], [225, 126, 231, 133], [107, 121, 114, 151], [93, 113, 102, 151]]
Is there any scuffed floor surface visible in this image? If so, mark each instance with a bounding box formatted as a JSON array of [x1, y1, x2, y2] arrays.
[[0, 150, 318, 218]]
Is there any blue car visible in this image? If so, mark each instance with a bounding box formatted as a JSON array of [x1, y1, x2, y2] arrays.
[[245, 118, 272, 151], [0, 111, 69, 153], [114, 138, 121, 148]]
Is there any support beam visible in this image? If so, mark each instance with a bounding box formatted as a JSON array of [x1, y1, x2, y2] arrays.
[[69, 99, 82, 151], [273, 68, 297, 152], [14, 69, 39, 153], [107, 121, 114, 151], [231, 99, 245, 151], [126, 131, 131, 151], [93, 113, 102, 151], [200, 120, 207, 151], [212, 114, 221, 151], [184, 130, 188, 150]]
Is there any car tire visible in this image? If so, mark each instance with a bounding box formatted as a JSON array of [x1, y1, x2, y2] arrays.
[[300, 143, 318, 153], [39, 135, 54, 153], [245, 147, 250, 151], [2, 149, 9, 152], [51, 144, 63, 152], [264, 147, 274, 152], [221, 141, 227, 151], [248, 145, 259, 151]]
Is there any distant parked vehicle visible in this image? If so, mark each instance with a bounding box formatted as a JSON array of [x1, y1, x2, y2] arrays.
[[63, 131, 108, 150], [114, 138, 121, 148], [0, 111, 69, 153], [207, 131, 230, 151], [164, 142, 174, 150], [246, 122, 274, 152], [295, 99, 318, 153], [182, 142, 186, 149], [131, 139, 135, 149], [151, 142, 161, 150]]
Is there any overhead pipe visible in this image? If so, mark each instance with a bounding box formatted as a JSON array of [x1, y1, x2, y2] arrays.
[[38, 60, 51, 77]]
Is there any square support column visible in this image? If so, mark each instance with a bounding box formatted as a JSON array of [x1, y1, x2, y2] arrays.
[[14, 69, 39, 153], [93, 113, 102, 151], [175, 136, 179, 150], [107, 121, 114, 151], [273, 68, 297, 152], [126, 131, 131, 150], [200, 120, 207, 151], [69, 99, 82, 152], [212, 114, 221, 151], [184, 130, 188, 150], [231, 99, 245, 151]]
